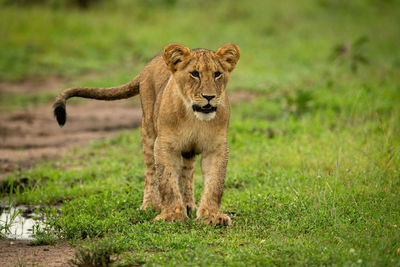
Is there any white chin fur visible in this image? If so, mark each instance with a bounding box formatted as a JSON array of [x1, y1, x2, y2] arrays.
[[194, 111, 216, 121]]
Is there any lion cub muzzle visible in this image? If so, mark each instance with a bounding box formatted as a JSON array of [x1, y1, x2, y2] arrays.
[[192, 98, 218, 120], [192, 103, 217, 114], [192, 94, 217, 116]]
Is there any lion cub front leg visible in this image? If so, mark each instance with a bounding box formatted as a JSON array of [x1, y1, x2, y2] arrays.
[[154, 139, 188, 222], [197, 144, 231, 226]]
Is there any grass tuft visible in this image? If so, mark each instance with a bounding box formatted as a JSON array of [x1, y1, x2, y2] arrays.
[[69, 239, 116, 267]]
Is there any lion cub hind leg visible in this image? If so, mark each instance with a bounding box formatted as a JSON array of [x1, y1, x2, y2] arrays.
[[179, 156, 197, 215], [140, 125, 161, 211], [154, 140, 188, 222]]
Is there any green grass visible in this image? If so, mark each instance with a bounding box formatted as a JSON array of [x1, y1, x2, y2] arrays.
[[1, 0, 400, 266]]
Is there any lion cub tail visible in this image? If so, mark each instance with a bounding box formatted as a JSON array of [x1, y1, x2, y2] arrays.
[[53, 75, 140, 127]]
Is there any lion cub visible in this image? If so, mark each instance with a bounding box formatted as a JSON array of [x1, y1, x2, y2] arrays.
[[53, 43, 240, 225]]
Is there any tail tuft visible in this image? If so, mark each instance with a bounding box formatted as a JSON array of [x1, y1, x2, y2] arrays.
[[53, 100, 66, 126]]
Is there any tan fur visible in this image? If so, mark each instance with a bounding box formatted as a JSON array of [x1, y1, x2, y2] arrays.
[[53, 43, 240, 225]]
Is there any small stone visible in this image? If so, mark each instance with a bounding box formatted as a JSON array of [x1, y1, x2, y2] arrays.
[[2, 164, 14, 172]]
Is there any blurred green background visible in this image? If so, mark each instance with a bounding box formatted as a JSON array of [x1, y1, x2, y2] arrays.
[[1, 0, 399, 85]]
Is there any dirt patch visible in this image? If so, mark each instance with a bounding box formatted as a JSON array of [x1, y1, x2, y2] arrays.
[[0, 239, 75, 267], [0, 100, 142, 179], [0, 76, 67, 94], [0, 68, 119, 94]]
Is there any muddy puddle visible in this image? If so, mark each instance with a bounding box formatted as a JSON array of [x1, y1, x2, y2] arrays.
[[0, 205, 44, 240]]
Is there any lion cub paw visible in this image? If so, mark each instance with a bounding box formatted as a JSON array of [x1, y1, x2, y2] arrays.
[[197, 210, 231, 226], [154, 210, 188, 223]]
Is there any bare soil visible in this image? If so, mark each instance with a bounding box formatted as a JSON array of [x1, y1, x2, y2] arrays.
[[0, 100, 142, 179], [0, 239, 75, 267], [0, 76, 66, 94]]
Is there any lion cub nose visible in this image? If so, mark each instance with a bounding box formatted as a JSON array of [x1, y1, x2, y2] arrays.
[[202, 94, 216, 101]]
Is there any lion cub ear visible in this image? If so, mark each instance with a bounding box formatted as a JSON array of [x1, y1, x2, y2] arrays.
[[163, 43, 190, 72], [216, 43, 240, 72]]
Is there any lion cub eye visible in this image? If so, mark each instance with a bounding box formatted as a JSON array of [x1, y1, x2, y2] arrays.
[[190, 71, 200, 79], [214, 71, 222, 79]]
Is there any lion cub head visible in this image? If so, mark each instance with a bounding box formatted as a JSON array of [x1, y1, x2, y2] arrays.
[[163, 43, 240, 121]]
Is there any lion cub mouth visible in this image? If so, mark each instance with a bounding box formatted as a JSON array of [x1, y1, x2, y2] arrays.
[[192, 104, 217, 114]]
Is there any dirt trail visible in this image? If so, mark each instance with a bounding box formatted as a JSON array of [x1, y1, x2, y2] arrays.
[[0, 100, 142, 178], [0, 76, 66, 94], [0, 239, 75, 267]]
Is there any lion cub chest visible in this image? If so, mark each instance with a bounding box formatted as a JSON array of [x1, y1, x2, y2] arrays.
[[173, 119, 227, 158]]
